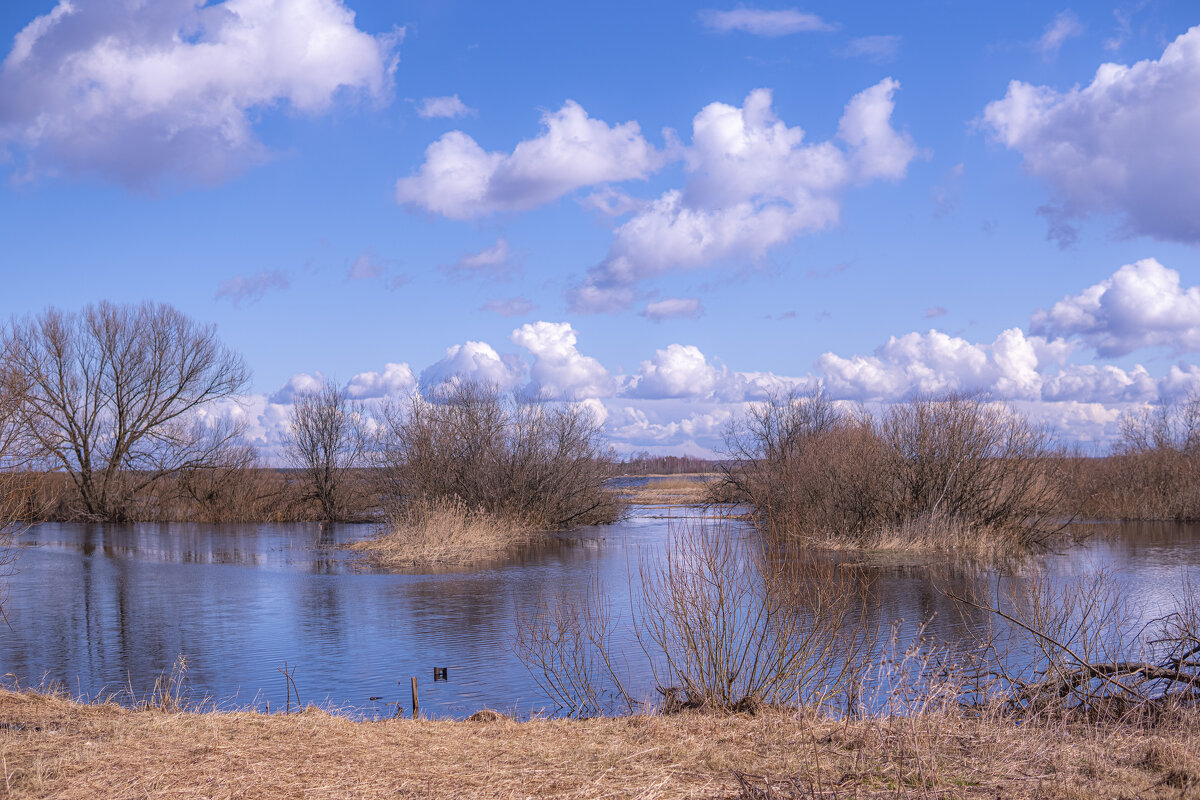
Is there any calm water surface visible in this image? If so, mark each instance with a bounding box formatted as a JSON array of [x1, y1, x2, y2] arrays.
[[1, 511, 1197, 718]]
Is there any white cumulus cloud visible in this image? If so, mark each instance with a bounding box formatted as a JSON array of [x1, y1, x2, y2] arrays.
[[419, 341, 525, 396], [816, 328, 1076, 402], [511, 321, 615, 399], [982, 26, 1200, 244], [1030, 259, 1200, 357], [626, 344, 732, 400], [269, 371, 327, 404], [345, 362, 416, 399], [569, 80, 917, 312], [396, 100, 661, 219], [0, 0, 398, 186]]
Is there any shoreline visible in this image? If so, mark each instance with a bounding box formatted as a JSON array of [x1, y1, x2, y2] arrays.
[[1, 688, 1197, 798]]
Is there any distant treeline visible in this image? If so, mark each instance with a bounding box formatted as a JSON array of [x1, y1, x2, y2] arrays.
[[615, 454, 722, 476]]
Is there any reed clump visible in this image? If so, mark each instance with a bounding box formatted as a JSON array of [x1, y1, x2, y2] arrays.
[[614, 475, 719, 507], [717, 390, 1069, 555], [349, 496, 533, 566]]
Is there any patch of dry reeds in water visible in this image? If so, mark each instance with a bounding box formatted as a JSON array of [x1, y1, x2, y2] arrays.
[[348, 496, 532, 566], [616, 475, 719, 507]]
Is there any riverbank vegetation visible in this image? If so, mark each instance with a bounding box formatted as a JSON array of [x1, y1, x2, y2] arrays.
[[348, 382, 620, 565], [2, 686, 1198, 799], [2, 301, 1200, 546], [714, 391, 1070, 556]]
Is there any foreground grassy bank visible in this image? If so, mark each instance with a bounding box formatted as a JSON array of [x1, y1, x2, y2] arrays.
[[2, 690, 1198, 799]]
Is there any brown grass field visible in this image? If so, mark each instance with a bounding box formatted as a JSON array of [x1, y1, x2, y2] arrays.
[[2, 689, 1198, 799]]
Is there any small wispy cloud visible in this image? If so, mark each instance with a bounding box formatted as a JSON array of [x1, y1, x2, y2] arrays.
[[414, 94, 477, 120], [806, 261, 852, 279], [925, 306, 948, 319], [699, 6, 835, 36], [1103, 8, 1133, 52], [642, 297, 704, 322], [933, 162, 964, 219], [840, 35, 901, 63], [1036, 10, 1083, 58], [443, 239, 517, 281], [481, 296, 536, 317], [215, 270, 289, 306], [579, 187, 644, 217], [347, 252, 384, 280]]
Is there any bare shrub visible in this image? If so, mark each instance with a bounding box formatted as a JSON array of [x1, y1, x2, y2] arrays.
[[876, 395, 1066, 549], [515, 516, 873, 716], [514, 574, 635, 718], [282, 378, 370, 522], [376, 382, 619, 530], [719, 390, 1068, 553], [349, 496, 529, 566], [1071, 394, 1200, 520], [949, 570, 1200, 721], [0, 355, 34, 606], [2, 302, 250, 522], [169, 450, 302, 523], [636, 518, 872, 712]]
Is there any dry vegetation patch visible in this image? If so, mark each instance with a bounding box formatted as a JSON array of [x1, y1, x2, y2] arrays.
[[2, 690, 1199, 799], [347, 497, 535, 567], [615, 475, 720, 507]]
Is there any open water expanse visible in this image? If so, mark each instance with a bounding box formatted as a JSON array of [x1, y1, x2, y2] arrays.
[[1, 507, 1198, 719]]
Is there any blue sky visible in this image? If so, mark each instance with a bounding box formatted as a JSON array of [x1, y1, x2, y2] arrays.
[[2, 0, 1199, 456]]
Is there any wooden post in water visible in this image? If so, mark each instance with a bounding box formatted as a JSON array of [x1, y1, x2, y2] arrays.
[[411, 676, 419, 720]]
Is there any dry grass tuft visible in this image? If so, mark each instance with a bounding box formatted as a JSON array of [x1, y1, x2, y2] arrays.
[[348, 496, 534, 567], [616, 475, 719, 507], [2, 689, 1200, 799]]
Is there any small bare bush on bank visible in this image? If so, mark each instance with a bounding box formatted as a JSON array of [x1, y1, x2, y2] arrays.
[[514, 573, 635, 717], [638, 519, 873, 712], [376, 382, 620, 530], [719, 390, 1069, 554], [516, 517, 873, 716]]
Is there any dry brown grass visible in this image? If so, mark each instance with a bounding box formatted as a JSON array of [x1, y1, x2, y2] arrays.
[[2, 689, 1199, 799], [617, 475, 720, 507], [347, 497, 534, 567]]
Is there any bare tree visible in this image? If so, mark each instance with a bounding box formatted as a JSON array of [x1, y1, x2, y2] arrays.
[[0, 345, 38, 610], [2, 302, 250, 522], [282, 378, 368, 522]]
